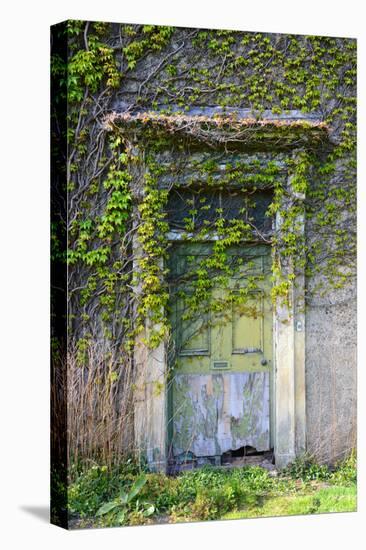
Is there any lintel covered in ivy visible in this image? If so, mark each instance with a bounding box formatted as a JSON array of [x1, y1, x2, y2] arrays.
[[105, 107, 330, 149]]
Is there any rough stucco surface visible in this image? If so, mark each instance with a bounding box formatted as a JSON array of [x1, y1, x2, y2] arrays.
[[305, 283, 357, 463]]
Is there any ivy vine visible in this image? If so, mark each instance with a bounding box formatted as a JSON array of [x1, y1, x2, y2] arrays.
[[51, 20, 356, 360]]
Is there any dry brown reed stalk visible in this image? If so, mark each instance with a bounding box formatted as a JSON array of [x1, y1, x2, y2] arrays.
[[306, 422, 356, 466], [67, 341, 134, 469]]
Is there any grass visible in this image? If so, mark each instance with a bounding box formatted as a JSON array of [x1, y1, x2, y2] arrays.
[[222, 486, 357, 520], [67, 452, 357, 528]]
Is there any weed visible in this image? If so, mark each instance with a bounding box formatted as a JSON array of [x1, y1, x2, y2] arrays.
[[283, 455, 332, 482], [67, 456, 356, 527], [95, 474, 155, 526], [68, 460, 143, 517], [330, 451, 357, 486]]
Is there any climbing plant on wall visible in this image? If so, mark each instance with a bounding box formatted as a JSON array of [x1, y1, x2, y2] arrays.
[[51, 20, 356, 465]]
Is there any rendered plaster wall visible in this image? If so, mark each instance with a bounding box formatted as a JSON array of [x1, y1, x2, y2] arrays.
[[305, 282, 357, 463], [304, 161, 356, 463]]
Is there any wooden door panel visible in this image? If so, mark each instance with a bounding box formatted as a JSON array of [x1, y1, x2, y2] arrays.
[[232, 293, 263, 353], [176, 295, 210, 355], [168, 243, 272, 457]]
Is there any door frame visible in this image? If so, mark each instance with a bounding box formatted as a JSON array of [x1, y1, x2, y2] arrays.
[[124, 113, 314, 471], [133, 172, 306, 472]]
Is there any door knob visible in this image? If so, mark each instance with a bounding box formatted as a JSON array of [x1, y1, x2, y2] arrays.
[[261, 358, 268, 366]]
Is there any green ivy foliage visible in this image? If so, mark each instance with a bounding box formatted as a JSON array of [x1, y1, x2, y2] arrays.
[[52, 21, 356, 357]]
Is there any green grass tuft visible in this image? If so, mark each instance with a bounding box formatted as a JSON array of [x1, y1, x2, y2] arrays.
[[67, 453, 357, 527]]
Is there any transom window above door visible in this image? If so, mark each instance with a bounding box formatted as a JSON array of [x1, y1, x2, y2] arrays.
[[166, 187, 273, 234]]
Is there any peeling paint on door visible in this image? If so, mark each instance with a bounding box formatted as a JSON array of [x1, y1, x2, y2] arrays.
[[171, 372, 270, 456], [168, 243, 273, 461]]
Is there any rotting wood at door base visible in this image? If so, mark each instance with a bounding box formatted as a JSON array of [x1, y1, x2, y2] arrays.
[[168, 447, 276, 475]]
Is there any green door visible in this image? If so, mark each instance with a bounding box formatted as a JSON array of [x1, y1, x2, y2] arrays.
[[168, 242, 273, 461]]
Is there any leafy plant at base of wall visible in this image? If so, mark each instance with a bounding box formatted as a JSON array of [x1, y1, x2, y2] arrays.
[[95, 474, 154, 525], [68, 456, 356, 527], [330, 450, 357, 486], [283, 455, 332, 482]]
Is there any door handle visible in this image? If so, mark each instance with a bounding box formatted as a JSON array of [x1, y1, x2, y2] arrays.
[[261, 358, 268, 366]]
